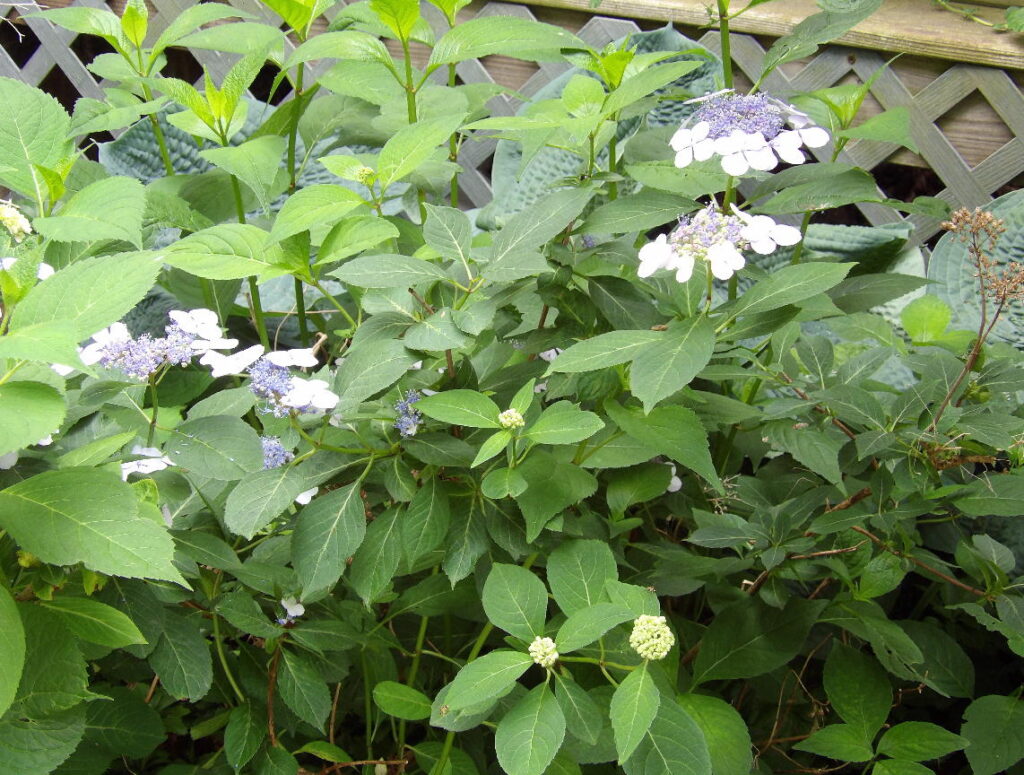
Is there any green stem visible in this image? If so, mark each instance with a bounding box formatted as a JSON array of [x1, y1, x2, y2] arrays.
[[448, 62, 460, 208], [287, 63, 305, 191], [717, 0, 733, 89], [558, 656, 638, 671], [789, 211, 814, 265], [147, 376, 159, 447], [397, 609, 431, 755], [229, 175, 270, 349], [294, 278, 309, 347], [608, 129, 619, 201], [141, 83, 175, 176], [212, 613, 246, 704], [361, 651, 374, 760], [310, 279, 358, 330]]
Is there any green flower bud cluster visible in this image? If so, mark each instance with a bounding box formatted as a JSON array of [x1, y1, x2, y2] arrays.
[[499, 408, 525, 430], [629, 615, 675, 661]]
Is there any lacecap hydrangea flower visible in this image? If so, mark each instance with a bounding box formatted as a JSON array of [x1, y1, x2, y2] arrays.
[[638, 203, 800, 283], [528, 636, 559, 669], [394, 390, 423, 438], [629, 614, 675, 661], [261, 436, 294, 469], [671, 90, 829, 176]]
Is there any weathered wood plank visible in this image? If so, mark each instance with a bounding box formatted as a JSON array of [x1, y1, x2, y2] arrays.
[[514, 0, 1024, 70]]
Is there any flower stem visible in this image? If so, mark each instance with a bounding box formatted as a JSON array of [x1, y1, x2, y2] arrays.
[[147, 376, 159, 447], [142, 84, 175, 177], [294, 278, 309, 347], [229, 175, 270, 350], [287, 62, 305, 192], [717, 0, 733, 90]]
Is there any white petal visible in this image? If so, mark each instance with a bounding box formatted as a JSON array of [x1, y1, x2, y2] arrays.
[[281, 597, 305, 618], [742, 132, 768, 151], [691, 121, 711, 142], [713, 131, 744, 156], [669, 126, 693, 151], [667, 475, 682, 493], [538, 348, 562, 363], [0, 257, 15, 271], [799, 126, 830, 148], [0, 452, 17, 469], [720, 153, 750, 177], [673, 147, 694, 168], [50, 363, 75, 377], [708, 243, 743, 279], [266, 348, 318, 368], [692, 139, 716, 162], [771, 131, 807, 165], [200, 345, 264, 378], [770, 223, 802, 246], [746, 145, 779, 171], [36, 263, 54, 280], [35, 435, 53, 447], [295, 487, 318, 505], [749, 237, 777, 255], [638, 234, 673, 277], [190, 337, 238, 353], [673, 254, 695, 283]]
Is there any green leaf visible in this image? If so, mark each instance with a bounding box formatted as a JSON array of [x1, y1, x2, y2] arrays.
[[12, 252, 159, 339], [756, 169, 882, 214], [444, 649, 533, 712], [430, 16, 585, 65], [317, 216, 400, 265], [877, 721, 967, 761], [624, 697, 710, 775], [166, 415, 264, 481], [334, 339, 418, 413], [0, 382, 65, 458], [34, 176, 145, 248], [547, 539, 617, 616], [423, 203, 473, 271], [293, 740, 352, 762], [961, 694, 1024, 775], [0, 469, 182, 583], [373, 681, 432, 720], [402, 478, 451, 565], [330, 253, 449, 288], [442, 495, 489, 585], [0, 587, 25, 718], [347, 506, 402, 605], [0, 321, 88, 373], [216, 591, 280, 638], [604, 402, 721, 492], [224, 465, 311, 539], [270, 183, 364, 242], [39, 597, 146, 648], [405, 309, 472, 351], [293, 482, 366, 593], [611, 664, 660, 763], [603, 59, 704, 115], [554, 674, 602, 746], [482, 563, 548, 641], [823, 644, 890, 736], [224, 703, 265, 771], [416, 389, 501, 428], [0, 76, 73, 201], [369, 0, 420, 42], [0, 705, 85, 775], [164, 223, 287, 281], [150, 611, 212, 701], [580, 190, 697, 235], [255, 745, 300, 775], [548, 331, 662, 374], [900, 294, 950, 343], [284, 30, 394, 69], [692, 598, 825, 685], [495, 684, 566, 775], [486, 188, 594, 282], [872, 761, 932, 775], [526, 401, 604, 445], [630, 317, 715, 412], [84, 686, 164, 758], [839, 107, 917, 152], [555, 603, 634, 653], [482, 467, 528, 499], [514, 454, 598, 541], [471, 430, 513, 467], [378, 115, 465, 189], [764, 421, 846, 484], [10, 606, 90, 718], [606, 463, 672, 515], [279, 648, 331, 728], [957, 473, 1024, 517], [761, 2, 882, 77], [676, 693, 752, 775], [734, 262, 853, 316], [793, 723, 874, 762]]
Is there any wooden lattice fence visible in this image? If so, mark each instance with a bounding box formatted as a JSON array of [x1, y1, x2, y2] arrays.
[[3, 0, 1024, 243]]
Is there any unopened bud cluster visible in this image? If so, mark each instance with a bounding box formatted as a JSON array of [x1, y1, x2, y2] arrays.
[[629, 615, 675, 661], [499, 408, 525, 430], [528, 636, 559, 669], [0, 200, 32, 242]]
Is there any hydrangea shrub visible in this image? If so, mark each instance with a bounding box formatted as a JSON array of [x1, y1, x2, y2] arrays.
[[0, 0, 1022, 774]]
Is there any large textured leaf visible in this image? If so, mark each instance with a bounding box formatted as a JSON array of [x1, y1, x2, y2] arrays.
[[630, 316, 715, 412], [199, 136, 286, 213], [676, 694, 752, 775], [611, 664, 659, 763], [0, 382, 65, 458], [164, 223, 287, 281], [39, 597, 146, 648], [224, 464, 312, 538], [961, 694, 1024, 775], [482, 563, 548, 641], [692, 598, 826, 685], [514, 452, 598, 541], [0, 77, 74, 200], [443, 649, 533, 711], [150, 610, 212, 701], [347, 507, 402, 605], [0, 705, 85, 775], [623, 697, 711, 775], [0, 469, 183, 583], [279, 648, 331, 728], [12, 252, 159, 339], [0, 587, 25, 718], [430, 16, 585, 65], [547, 539, 617, 616], [495, 685, 566, 775], [293, 482, 366, 593], [166, 416, 263, 481], [34, 176, 145, 248], [334, 339, 418, 413]]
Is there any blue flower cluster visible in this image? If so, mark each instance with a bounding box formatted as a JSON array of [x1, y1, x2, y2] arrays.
[[261, 436, 294, 469], [394, 390, 423, 438], [248, 357, 294, 416], [693, 92, 785, 141], [100, 334, 173, 380]]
